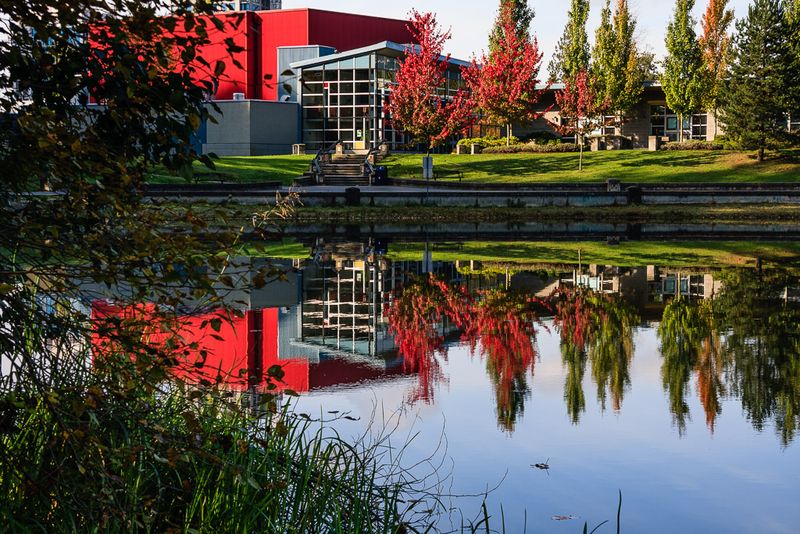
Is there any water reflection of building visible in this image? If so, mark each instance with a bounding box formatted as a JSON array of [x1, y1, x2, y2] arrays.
[[297, 241, 462, 360]]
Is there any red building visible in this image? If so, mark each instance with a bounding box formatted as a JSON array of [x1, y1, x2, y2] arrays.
[[188, 8, 414, 101]]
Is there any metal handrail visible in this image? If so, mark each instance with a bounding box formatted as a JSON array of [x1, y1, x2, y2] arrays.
[[310, 140, 341, 184]]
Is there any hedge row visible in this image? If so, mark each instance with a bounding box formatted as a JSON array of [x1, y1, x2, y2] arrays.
[[457, 136, 520, 148], [662, 140, 724, 150], [483, 142, 580, 154]]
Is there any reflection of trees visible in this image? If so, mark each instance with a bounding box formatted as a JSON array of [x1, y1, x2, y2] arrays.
[[470, 290, 542, 432], [552, 287, 639, 418], [658, 298, 718, 434], [712, 269, 800, 446], [386, 276, 544, 431], [385, 275, 464, 403]]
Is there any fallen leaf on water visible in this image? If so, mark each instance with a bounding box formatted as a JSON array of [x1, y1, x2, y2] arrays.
[[551, 515, 577, 521]]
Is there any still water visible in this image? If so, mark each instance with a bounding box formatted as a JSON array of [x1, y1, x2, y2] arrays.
[[90, 240, 800, 532]]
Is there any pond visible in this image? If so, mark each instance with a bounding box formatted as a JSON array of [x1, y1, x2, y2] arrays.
[[87, 238, 800, 532]]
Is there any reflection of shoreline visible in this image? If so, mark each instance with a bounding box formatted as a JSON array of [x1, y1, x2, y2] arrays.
[[87, 246, 800, 443]]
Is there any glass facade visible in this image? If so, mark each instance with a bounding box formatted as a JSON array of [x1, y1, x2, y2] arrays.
[[650, 105, 708, 141], [299, 50, 468, 151]]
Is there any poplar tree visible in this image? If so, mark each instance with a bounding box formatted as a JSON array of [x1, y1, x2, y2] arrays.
[[720, 0, 794, 160], [592, 1, 615, 104], [548, 0, 590, 83], [699, 0, 734, 137], [592, 0, 643, 122], [662, 0, 706, 142], [611, 0, 644, 116], [489, 0, 535, 52]]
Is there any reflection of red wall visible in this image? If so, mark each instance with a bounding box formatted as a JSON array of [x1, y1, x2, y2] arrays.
[[92, 302, 309, 392], [309, 359, 406, 390]]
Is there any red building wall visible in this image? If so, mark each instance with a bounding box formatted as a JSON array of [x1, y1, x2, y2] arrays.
[[180, 9, 414, 101]]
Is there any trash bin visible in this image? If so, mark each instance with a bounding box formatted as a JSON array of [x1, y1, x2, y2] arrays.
[[345, 187, 361, 206], [374, 166, 388, 185]]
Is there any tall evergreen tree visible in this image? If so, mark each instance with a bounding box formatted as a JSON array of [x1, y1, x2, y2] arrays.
[[548, 0, 590, 83], [489, 0, 535, 52], [662, 0, 706, 142], [786, 0, 800, 116], [721, 0, 794, 160], [699, 0, 734, 137]]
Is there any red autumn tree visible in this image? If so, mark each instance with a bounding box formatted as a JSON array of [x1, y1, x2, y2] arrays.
[[386, 10, 475, 155], [551, 69, 609, 171], [463, 1, 549, 145]]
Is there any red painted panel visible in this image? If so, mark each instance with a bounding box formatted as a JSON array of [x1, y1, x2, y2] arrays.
[[256, 10, 310, 101], [307, 10, 414, 57]]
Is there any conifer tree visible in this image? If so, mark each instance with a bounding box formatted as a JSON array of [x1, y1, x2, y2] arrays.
[[786, 0, 800, 115], [548, 0, 590, 83], [699, 0, 734, 137], [489, 0, 535, 52], [662, 0, 706, 142], [721, 0, 794, 160]]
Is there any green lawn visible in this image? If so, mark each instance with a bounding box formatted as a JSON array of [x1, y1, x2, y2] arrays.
[[382, 149, 800, 183], [146, 149, 800, 185], [148, 155, 313, 185]]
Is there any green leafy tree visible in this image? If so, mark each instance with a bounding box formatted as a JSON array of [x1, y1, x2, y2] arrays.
[[699, 0, 735, 137], [720, 0, 795, 160], [489, 0, 535, 53], [592, 1, 644, 124], [548, 0, 591, 83], [662, 0, 706, 142], [592, 0, 616, 105]]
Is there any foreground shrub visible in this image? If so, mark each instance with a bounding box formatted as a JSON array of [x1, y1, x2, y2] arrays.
[[483, 142, 580, 154], [662, 140, 724, 151]]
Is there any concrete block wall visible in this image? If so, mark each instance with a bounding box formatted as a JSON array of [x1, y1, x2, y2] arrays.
[[203, 100, 300, 156]]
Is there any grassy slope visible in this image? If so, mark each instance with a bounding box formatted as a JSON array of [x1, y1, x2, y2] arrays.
[[147, 150, 800, 185], [382, 150, 800, 183], [149, 155, 313, 185]]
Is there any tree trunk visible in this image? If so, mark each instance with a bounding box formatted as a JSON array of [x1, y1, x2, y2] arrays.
[[758, 146, 765, 162], [678, 113, 684, 143], [506, 123, 513, 146], [579, 134, 584, 172]]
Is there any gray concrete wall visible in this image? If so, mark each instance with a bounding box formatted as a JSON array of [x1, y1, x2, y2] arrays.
[[203, 100, 300, 156]]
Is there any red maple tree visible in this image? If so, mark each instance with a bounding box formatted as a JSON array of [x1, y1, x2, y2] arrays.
[[385, 11, 475, 154], [551, 69, 608, 171], [463, 2, 549, 145]]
